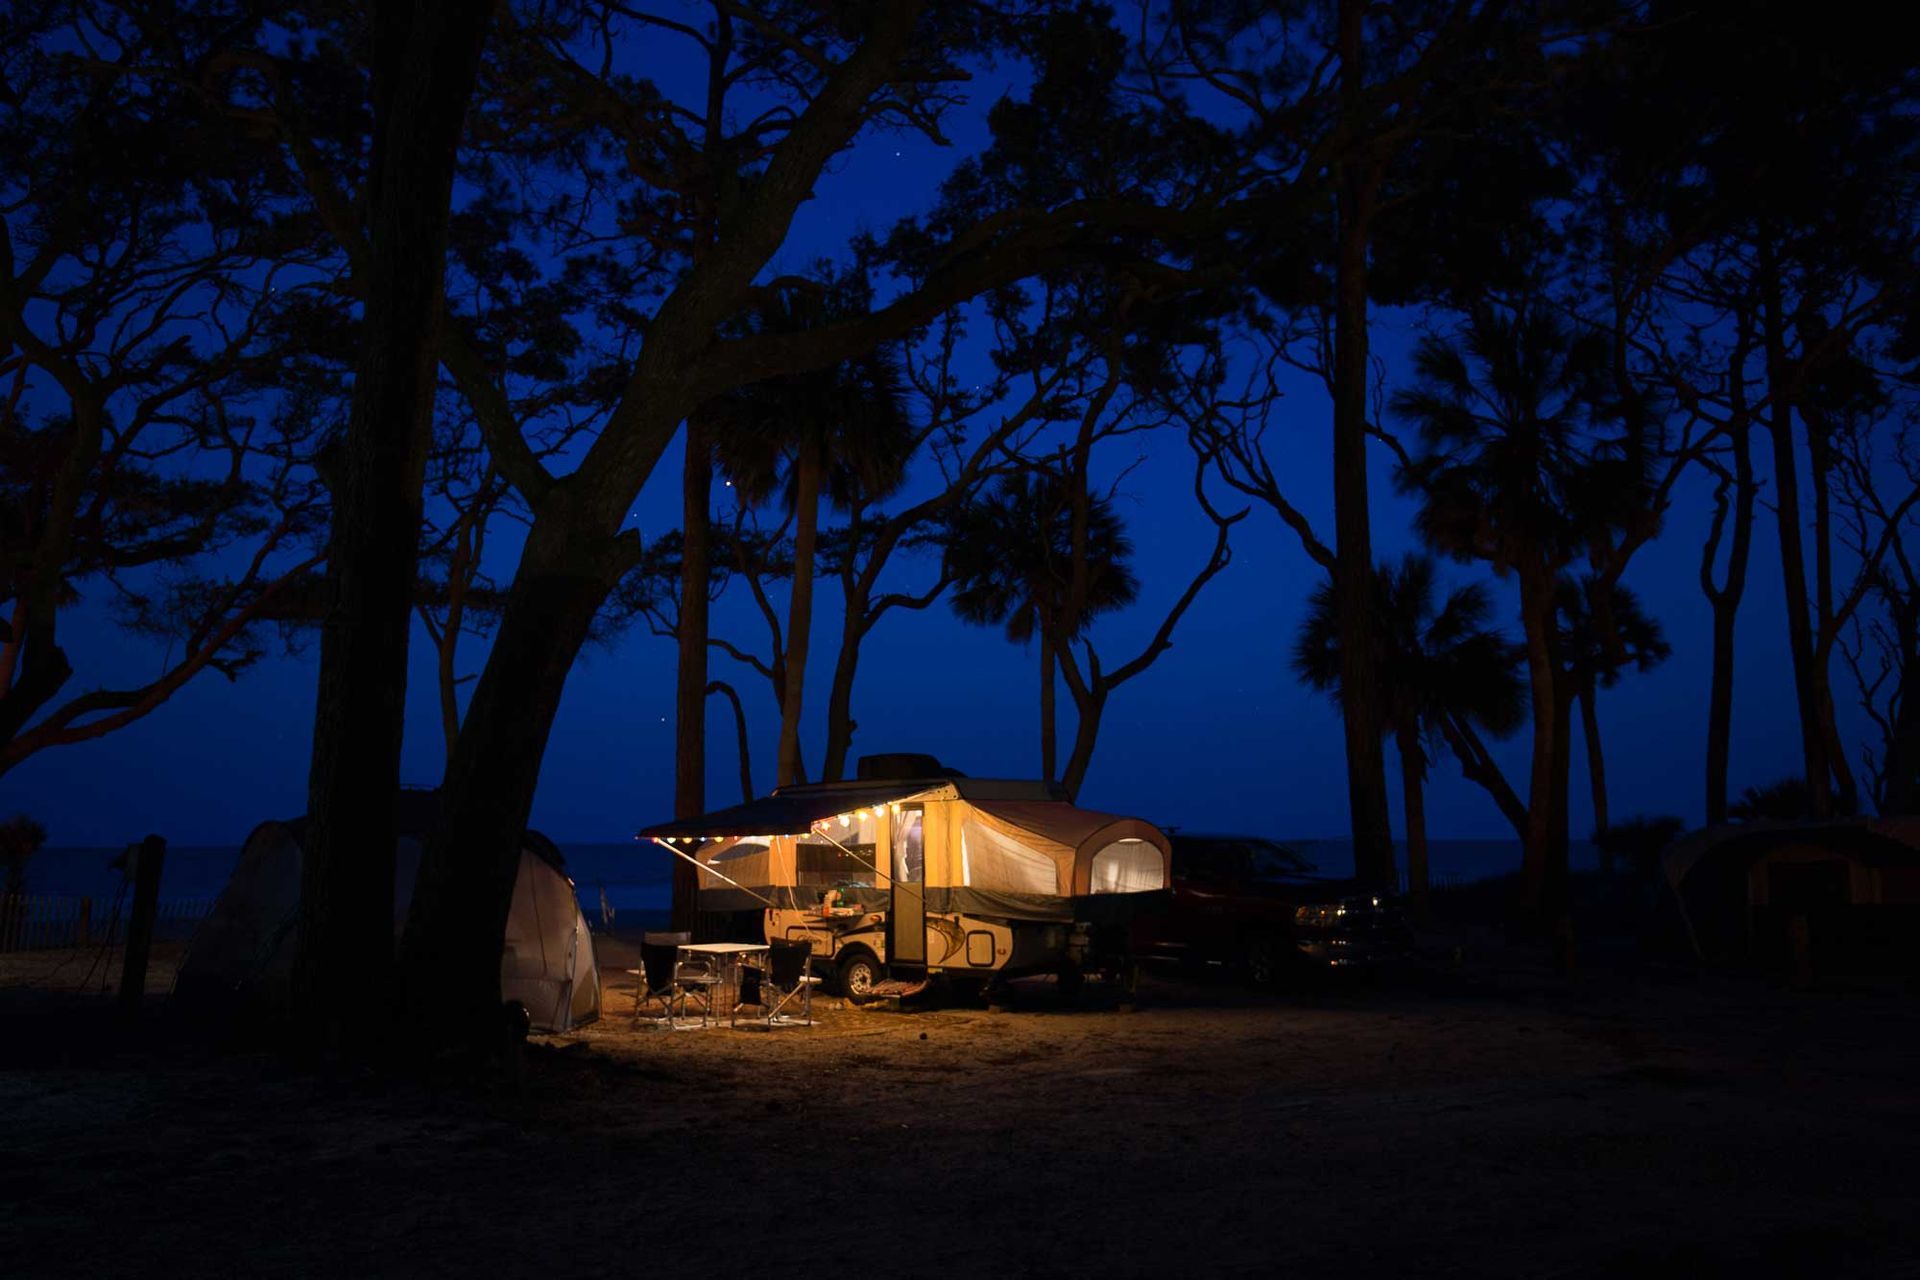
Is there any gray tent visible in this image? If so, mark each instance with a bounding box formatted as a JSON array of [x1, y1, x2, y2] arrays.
[[177, 796, 599, 1033]]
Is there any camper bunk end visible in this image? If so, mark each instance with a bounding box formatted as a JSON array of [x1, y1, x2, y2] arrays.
[[638, 758, 1171, 999]]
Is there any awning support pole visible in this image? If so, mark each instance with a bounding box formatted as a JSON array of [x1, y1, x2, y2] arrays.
[[649, 837, 776, 908]]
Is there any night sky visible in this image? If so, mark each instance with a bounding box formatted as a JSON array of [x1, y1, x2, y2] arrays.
[[1, 56, 1823, 851]]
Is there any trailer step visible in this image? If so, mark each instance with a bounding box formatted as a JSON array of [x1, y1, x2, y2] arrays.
[[867, 978, 931, 999]]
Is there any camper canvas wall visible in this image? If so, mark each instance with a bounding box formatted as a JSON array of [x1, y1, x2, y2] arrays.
[[641, 774, 1171, 990]]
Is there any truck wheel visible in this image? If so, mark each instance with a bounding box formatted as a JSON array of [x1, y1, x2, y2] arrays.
[[1244, 935, 1283, 988], [838, 950, 885, 1005]]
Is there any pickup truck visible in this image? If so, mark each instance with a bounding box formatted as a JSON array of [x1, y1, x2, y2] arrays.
[[1129, 832, 1409, 983]]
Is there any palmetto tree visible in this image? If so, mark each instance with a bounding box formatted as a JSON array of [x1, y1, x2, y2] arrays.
[[1555, 575, 1669, 842], [1295, 554, 1525, 909], [1393, 298, 1646, 917], [705, 283, 917, 786], [946, 468, 1139, 782]]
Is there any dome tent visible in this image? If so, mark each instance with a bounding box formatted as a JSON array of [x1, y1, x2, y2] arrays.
[[176, 791, 599, 1033], [1662, 818, 1920, 974]]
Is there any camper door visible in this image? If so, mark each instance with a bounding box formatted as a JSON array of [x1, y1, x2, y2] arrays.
[[888, 804, 927, 966]]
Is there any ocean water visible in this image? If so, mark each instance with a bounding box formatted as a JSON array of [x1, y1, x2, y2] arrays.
[[24, 836, 1592, 922], [22, 842, 673, 920]]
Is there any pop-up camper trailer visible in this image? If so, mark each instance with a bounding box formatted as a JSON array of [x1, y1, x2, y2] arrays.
[[638, 758, 1170, 997], [177, 791, 600, 1033]]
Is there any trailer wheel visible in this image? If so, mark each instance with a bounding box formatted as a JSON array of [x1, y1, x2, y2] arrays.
[[838, 950, 885, 1004]]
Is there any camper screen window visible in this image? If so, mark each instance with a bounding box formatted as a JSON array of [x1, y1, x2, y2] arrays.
[[796, 839, 875, 887]]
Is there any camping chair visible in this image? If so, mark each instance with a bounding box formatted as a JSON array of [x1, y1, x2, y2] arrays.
[[671, 947, 721, 1028], [734, 939, 817, 1029], [729, 961, 766, 1027], [627, 931, 689, 1026]]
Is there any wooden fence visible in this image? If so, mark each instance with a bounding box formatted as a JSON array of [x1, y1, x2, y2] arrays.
[[1399, 870, 1469, 894], [0, 893, 214, 954]]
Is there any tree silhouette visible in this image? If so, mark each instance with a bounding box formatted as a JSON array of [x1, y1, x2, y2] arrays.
[[946, 468, 1139, 784], [705, 280, 917, 788], [1395, 297, 1646, 920], [1556, 576, 1669, 838], [1294, 554, 1524, 908], [0, 6, 328, 778]]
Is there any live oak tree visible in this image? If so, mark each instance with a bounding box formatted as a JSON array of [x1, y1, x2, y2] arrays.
[[0, 7, 328, 781], [1584, 0, 1920, 821], [1830, 355, 1920, 816], [946, 311, 1245, 801], [177, 0, 1417, 1043], [388, 2, 1287, 1044], [287, 0, 494, 1050], [1132, 0, 1568, 889]]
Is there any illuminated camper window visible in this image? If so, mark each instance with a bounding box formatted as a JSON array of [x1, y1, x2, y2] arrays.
[[960, 818, 1058, 894], [796, 810, 883, 887], [1089, 838, 1165, 893], [796, 838, 875, 887]]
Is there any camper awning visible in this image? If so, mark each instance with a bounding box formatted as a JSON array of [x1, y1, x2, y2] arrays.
[[638, 781, 941, 841]]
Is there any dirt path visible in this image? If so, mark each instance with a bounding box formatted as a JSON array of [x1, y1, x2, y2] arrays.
[[2, 957, 1917, 1277]]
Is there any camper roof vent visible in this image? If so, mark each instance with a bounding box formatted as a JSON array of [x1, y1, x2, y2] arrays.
[[856, 752, 957, 781]]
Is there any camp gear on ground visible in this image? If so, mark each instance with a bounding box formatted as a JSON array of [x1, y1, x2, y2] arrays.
[[736, 938, 818, 1029], [670, 941, 769, 1029], [176, 792, 599, 1033], [630, 930, 691, 1025]]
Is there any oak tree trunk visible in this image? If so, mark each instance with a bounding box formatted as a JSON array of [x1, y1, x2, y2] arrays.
[[1806, 412, 1860, 814], [672, 420, 711, 928], [1519, 569, 1565, 921], [707, 680, 755, 804], [1440, 712, 1530, 841], [1331, 0, 1394, 892], [432, 509, 477, 759], [776, 448, 822, 787], [400, 519, 616, 1051], [1759, 244, 1832, 817], [1704, 421, 1755, 826], [1549, 677, 1577, 964], [1060, 685, 1105, 803], [1580, 684, 1608, 839], [820, 579, 868, 783], [297, 0, 491, 1051], [1039, 630, 1058, 784], [1397, 727, 1429, 920]]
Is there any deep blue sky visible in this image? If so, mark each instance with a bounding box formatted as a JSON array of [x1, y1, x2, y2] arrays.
[[3, 37, 1831, 852]]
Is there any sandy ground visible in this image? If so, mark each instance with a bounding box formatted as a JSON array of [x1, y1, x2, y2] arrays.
[[2, 941, 1918, 1277]]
